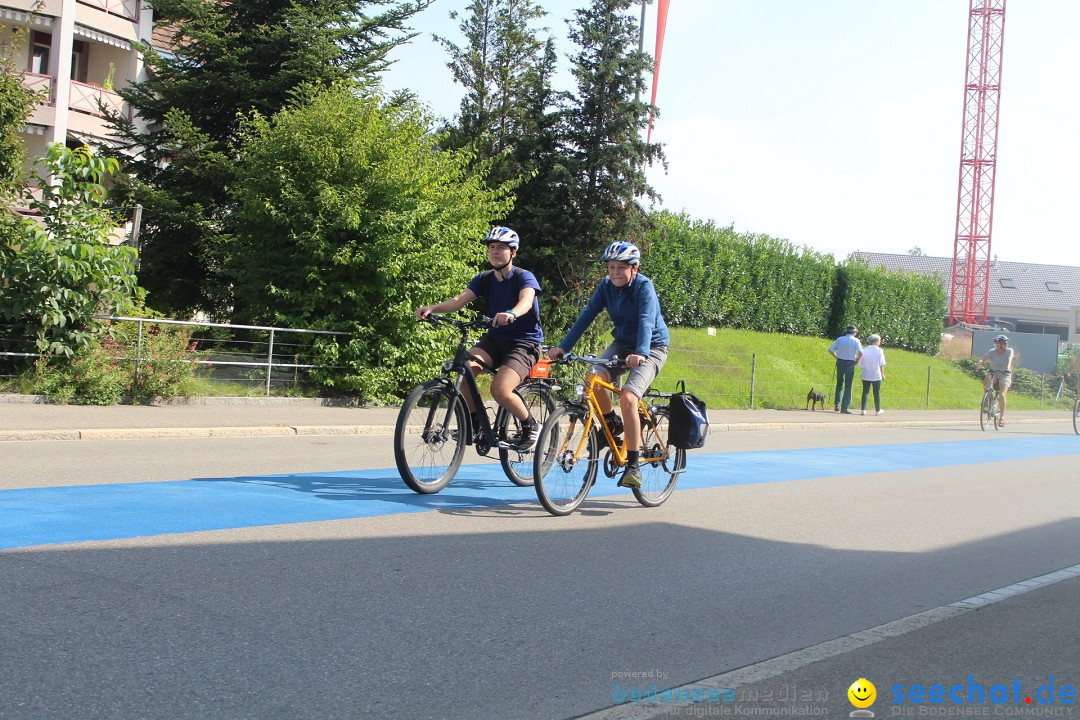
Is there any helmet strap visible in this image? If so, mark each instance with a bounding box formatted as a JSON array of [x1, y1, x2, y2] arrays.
[[491, 256, 514, 274]]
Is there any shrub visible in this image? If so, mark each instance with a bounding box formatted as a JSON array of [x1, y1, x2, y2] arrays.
[[31, 327, 203, 404], [130, 325, 202, 400], [34, 338, 128, 405]]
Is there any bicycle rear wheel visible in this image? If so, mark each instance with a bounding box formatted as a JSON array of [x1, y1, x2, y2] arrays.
[[634, 406, 683, 507], [497, 383, 556, 487], [979, 391, 993, 431], [394, 380, 466, 494], [533, 405, 597, 516], [1073, 397, 1079, 435]]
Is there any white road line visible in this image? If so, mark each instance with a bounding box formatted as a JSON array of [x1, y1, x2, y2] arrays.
[[577, 563, 1080, 720]]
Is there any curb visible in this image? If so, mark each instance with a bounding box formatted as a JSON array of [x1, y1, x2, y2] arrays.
[[0, 418, 1066, 443]]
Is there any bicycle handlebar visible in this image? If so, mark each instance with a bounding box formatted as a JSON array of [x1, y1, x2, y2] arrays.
[[553, 353, 626, 369], [421, 312, 494, 330]]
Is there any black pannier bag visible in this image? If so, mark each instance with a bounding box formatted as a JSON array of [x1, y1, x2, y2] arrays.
[[668, 380, 709, 450]]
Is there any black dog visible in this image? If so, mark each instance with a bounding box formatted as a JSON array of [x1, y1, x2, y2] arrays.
[[806, 388, 826, 411]]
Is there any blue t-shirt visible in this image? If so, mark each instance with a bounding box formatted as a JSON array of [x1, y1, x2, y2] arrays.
[[466, 267, 543, 345]]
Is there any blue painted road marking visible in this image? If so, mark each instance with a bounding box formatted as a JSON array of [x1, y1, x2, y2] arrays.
[[2, 436, 1077, 550]]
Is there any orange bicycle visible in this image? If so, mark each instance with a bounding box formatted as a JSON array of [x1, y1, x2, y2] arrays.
[[532, 354, 684, 516]]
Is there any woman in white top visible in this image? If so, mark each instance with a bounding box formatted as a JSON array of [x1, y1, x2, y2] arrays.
[[857, 334, 887, 415]]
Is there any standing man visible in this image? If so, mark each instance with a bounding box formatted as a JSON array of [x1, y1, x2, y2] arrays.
[[828, 324, 863, 414]]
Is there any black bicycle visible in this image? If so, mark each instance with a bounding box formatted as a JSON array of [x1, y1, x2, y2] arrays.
[[394, 313, 556, 493]]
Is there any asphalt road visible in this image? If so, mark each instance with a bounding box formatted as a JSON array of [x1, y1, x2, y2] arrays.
[[2, 423, 1079, 720]]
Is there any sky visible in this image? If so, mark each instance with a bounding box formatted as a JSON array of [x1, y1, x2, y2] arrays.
[[382, 0, 1080, 267]]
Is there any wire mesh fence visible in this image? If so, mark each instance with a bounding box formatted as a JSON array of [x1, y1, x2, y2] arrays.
[[649, 349, 1077, 411]]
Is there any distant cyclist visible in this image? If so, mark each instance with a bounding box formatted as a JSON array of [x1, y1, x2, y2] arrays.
[[977, 334, 1014, 426], [415, 226, 544, 450], [545, 241, 670, 490]]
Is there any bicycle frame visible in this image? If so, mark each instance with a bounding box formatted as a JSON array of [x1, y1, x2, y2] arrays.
[[558, 357, 670, 469], [428, 319, 501, 454]]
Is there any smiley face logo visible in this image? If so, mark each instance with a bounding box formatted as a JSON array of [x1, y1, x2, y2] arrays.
[[848, 678, 876, 709]]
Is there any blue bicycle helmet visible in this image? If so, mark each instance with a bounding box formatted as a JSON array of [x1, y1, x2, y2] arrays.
[[600, 241, 640, 267], [482, 226, 520, 251]]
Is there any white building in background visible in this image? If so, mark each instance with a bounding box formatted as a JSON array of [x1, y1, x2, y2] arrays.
[[2, 0, 154, 174]]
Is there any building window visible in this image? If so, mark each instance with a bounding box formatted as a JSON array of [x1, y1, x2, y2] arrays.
[[30, 31, 50, 74], [1046, 281, 1062, 292], [71, 41, 88, 83], [999, 278, 1016, 288]]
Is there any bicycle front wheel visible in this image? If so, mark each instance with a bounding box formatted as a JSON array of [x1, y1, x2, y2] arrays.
[[533, 405, 598, 516], [634, 406, 684, 508], [497, 383, 556, 487], [980, 391, 993, 431], [394, 380, 467, 494], [1073, 397, 1079, 435]]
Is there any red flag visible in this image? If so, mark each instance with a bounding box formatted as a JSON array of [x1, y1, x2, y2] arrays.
[[646, 0, 670, 144]]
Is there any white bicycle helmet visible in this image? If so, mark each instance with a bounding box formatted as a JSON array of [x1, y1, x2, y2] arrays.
[[994, 334, 1008, 343], [600, 241, 640, 267], [483, 226, 520, 251]]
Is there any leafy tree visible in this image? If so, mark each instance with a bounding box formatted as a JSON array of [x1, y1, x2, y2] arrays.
[[0, 34, 40, 194], [0, 144, 138, 360], [107, 0, 434, 316], [226, 85, 512, 401]]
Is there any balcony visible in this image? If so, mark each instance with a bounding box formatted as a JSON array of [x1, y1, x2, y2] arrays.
[[69, 79, 129, 119], [76, 0, 139, 22], [20, 71, 53, 99]]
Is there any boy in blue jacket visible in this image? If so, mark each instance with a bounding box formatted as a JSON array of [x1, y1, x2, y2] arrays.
[[546, 241, 670, 489]]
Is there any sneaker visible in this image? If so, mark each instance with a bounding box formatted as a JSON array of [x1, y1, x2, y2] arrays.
[[876, 410, 885, 415], [617, 465, 642, 489], [504, 421, 538, 452], [860, 410, 867, 416]]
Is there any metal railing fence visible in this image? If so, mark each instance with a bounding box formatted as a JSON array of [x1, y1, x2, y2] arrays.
[[1, 316, 349, 396]]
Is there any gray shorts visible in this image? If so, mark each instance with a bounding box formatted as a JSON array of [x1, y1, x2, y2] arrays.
[[595, 343, 669, 398]]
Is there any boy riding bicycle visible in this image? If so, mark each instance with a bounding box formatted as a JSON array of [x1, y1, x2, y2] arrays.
[[977, 334, 1014, 426], [545, 241, 670, 489], [415, 226, 544, 450]]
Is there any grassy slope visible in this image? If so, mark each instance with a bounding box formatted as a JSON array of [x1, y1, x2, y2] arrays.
[[654, 327, 1062, 412]]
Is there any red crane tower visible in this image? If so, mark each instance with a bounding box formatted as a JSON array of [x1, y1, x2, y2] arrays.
[[949, 0, 1007, 325]]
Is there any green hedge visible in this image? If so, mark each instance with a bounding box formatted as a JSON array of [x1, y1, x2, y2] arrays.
[[642, 210, 946, 354], [644, 211, 835, 335], [830, 258, 947, 354]]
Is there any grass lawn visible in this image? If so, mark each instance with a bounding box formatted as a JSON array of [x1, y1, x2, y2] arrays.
[[651, 327, 1068, 412]]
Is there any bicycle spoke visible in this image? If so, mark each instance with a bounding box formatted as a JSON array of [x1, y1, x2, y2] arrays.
[[634, 406, 682, 507], [533, 405, 597, 516], [394, 381, 466, 493]]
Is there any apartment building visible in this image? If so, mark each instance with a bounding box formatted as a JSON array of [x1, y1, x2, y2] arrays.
[[2, 0, 153, 168]]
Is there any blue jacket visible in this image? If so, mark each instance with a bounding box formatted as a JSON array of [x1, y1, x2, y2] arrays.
[[559, 273, 670, 356]]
